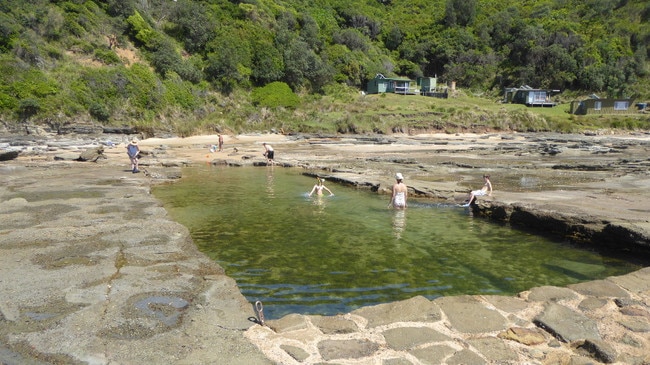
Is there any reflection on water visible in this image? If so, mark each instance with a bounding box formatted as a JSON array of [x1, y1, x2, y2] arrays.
[[392, 210, 406, 239], [153, 166, 641, 319], [265, 166, 275, 197]]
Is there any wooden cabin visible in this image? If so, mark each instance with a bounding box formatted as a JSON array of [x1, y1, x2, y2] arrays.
[[417, 76, 448, 98], [418, 77, 437, 93], [503, 86, 559, 107], [366, 74, 414, 94], [569, 97, 635, 115]]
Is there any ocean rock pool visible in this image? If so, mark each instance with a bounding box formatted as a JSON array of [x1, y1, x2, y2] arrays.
[[153, 166, 641, 319]]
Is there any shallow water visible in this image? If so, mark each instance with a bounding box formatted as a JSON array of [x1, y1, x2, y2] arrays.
[[153, 166, 641, 319]]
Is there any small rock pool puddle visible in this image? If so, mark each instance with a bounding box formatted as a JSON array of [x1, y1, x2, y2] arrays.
[[153, 166, 641, 319]]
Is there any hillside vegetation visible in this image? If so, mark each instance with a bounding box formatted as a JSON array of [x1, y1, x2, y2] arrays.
[[1, 0, 649, 136]]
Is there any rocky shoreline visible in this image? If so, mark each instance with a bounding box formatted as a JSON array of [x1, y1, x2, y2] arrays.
[[1, 130, 649, 364]]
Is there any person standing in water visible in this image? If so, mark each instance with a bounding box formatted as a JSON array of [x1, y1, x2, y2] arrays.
[[308, 177, 334, 197], [463, 175, 492, 206], [262, 142, 274, 165], [389, 173, 407, 209]]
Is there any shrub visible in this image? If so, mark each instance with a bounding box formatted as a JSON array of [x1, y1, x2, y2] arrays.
[[0, 13, 20, 52], [126, 63, 163, 110], [0, 91, 17, 110], [126, 11, 157, 48], [251, 82, 300, 109], [94, 49, 121, 65], [89, 102, 110, 121], [163, 73, 197, 109], [18, 98, 40, 119]]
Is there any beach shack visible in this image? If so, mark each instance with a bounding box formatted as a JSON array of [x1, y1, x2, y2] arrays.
[[418, 77, 437, 93], [418, 76, 448, 98], [366, 74, 414, 94], [569, 95, 635, 115], [503, 85, 559, 107]]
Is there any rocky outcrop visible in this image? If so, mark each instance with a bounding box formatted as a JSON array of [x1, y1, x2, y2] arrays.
[[475, 201, 650, 254], [247, 273, 650, 364], [0, 150, 19, 161], [78, 146, 106, 162]]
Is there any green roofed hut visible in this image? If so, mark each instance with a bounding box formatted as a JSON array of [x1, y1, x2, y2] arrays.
[[367, 74, 415, 95]]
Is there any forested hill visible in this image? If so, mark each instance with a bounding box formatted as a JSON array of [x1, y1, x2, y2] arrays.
[[1, 0, 648, 134]]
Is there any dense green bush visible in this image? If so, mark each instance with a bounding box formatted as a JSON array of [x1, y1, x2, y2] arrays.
[[251, 82, 300, 108], [126, 11, 157, 48], [94, 48, 121, 65], [89, 101, 110, 121], [18, 98, 40, 119]]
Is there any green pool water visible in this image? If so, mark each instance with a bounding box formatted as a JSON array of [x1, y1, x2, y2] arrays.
[[153, 166, 641, 319]]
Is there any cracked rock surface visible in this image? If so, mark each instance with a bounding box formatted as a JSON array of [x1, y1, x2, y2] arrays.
[[1, 130, 650, 364]]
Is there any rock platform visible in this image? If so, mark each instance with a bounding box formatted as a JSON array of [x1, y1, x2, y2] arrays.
[[1, 131, 649, 364]]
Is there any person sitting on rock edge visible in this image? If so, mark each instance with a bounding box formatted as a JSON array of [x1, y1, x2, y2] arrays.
[[463, 175, 492, 207]]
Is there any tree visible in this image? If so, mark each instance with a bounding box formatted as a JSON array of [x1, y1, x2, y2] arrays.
[[204, 27, 252, 93], [444, 0, 477, 27], [251, 40, 284, 86], [282, 39, 333, 92], [169, 1, 215, 54]]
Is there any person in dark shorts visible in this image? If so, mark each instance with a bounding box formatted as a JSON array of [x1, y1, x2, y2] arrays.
[[262, 142, 274, 164]]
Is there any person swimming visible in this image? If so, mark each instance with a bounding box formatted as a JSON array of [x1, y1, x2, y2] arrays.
[[308, 177, 334, 197]]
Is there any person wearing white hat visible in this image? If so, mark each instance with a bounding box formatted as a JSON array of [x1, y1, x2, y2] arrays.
[[388, 172, 407, 209], [126, 139, 140, 173]]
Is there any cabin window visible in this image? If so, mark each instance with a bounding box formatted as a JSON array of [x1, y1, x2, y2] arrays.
[[594, 101, 602, 111], [532, 91, 547, 102], [614, 101, 629, 110]]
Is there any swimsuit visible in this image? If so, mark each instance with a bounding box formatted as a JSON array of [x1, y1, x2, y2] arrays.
[[393, 191, 406, 207], [472, 182, 490, 196]]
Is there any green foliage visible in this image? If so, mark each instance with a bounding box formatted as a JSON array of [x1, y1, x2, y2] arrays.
[[251, 38, 284, 85], [89, 102, 110, 122], [94, 48, 121, 65], [11, 69, 59, 99], [18, 98, 40, 119], [168, 1, 215, 53], [126, 11, 158, 48], [0, 0, 648, 134], [163, 73, 198, 110], [445, 0, 477, 27], [251, 82, 300, 108], [125, 63, 163, 110], [0, 13, 20, 51]]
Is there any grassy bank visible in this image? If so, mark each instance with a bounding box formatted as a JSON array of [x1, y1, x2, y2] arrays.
[[192, 88, 650, 137]]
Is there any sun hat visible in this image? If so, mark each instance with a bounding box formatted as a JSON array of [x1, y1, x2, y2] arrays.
[[131, 139, 138, 144], [395, 173, 404, 180]]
